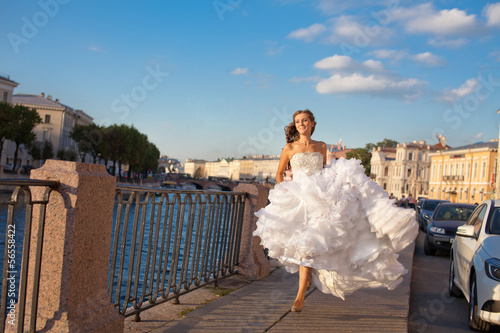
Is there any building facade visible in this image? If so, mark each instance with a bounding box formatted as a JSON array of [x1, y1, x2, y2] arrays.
[[2, 93, 93, 166], [370, 140, 445, 199], [428, 141, 498, 203], [327, 140, 352, 162], [0, 75, 18, 104]]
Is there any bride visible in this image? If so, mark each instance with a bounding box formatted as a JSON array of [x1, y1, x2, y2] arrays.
[[253, 109, 418, 312]]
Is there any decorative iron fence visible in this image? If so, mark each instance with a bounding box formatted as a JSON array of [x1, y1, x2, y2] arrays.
[[0, 179, 60, 333], [108, 185, 247, 320]]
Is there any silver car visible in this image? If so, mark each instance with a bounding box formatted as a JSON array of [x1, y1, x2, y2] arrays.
[[449, 199, 500, 331]]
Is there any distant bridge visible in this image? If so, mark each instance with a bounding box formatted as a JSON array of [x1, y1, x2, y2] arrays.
[[162, 175, 240, 191]]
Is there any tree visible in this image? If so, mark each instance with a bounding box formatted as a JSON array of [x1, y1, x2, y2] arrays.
[[10, 104, 42, 170], [346, 148, 372, 176], [0, 102, 16, 167], [28, 141, 42, 166], [42, 140, 54, 161], [141, 142, 160, 176], [376, 138, 398, 148], [125, 126, 148, 178], [102, 124, 129, 177], [70, 123, 105, 163]]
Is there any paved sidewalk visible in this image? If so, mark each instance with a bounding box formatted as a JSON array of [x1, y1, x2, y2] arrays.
[[158, 241, 415, 333]]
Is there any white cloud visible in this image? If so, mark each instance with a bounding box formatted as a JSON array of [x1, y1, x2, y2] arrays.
[[489, 51, 500, 61], [89, 45, 103, 52], [316, 73, 425, 97], [438, 78, 479, 103], [324, 16, 395, 46], [368, 49, 408, 63], [473, 132, 484, 139], [265, 41, 285, 56], [410, 52, 445, 66], [314, 55, 352, 70], [313, 54, 386, 74], [313, 54, 426, 98], [315, 0, 357, 15], [287, 23, 326, 42], [484, 3, 500, 27], [428, 38, 468, 48], [230, 67, 249, 75], [396, 3, 480, 36]]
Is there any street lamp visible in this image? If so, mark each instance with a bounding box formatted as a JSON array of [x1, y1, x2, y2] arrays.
[[496, 109, 500, 200]]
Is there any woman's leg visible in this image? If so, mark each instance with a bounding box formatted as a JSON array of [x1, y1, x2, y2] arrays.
[[292, 266, 312, 311]]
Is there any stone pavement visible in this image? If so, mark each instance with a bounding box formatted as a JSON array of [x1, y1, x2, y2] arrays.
[[147, 241, 415, 333]]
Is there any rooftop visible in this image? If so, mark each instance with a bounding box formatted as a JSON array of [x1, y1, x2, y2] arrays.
[[445, 141, 498, 152]]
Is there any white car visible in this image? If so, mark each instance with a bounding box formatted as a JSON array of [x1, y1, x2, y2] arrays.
[[449, 199, 500, 331]]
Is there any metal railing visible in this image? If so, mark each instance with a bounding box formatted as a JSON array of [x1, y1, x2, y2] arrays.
[[0, 179, 60, 333], [108, 185, 247, 320]]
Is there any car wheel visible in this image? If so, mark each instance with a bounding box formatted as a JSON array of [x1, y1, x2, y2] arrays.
[[449, 254, 462, 297], [424, 236, 436, 256], [468, 274, 490, 331]]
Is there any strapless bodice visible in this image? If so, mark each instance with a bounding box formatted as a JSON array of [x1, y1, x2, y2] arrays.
[[289, 151, 323, 176]]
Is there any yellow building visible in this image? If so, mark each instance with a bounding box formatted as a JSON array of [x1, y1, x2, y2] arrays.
[[428, 141, 498, 203]]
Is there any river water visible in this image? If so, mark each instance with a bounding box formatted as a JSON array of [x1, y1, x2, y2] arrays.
[[0, 190, 235, 313]]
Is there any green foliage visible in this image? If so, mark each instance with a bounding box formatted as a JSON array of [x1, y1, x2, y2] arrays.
[[28, 141, 42, 161], [70, 123, 105, 163], [56, 147, 77, 161], [205, 286, 234, 297], [10, 104, 42, 169], [42, 141, 54, 160], [141, 142, 160, 174], [346, 148, 371, 176], [376, 138, 398, 148], [347, 138, 398, 176], [0, 102, 16, 163]]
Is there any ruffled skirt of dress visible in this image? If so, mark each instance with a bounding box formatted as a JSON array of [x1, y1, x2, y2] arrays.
[[253, 158, 418, 300]]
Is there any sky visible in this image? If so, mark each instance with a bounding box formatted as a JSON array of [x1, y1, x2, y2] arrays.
[[1, 0, 500, 163]]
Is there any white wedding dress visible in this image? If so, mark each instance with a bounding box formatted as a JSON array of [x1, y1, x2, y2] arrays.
[[253, 152, 418, 300]]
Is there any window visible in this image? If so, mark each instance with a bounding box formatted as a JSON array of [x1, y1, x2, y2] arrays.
[[42, 129, 51, 142], [408, 152, 413, 161], [45, 114, 51, 124], [384, 167, 389, 177], [467, 204, 487, 237], [481, 161, 486, 180], [473, 162, 478, 179], [3, 92, 7, 102], [466, 162, 471, 178]]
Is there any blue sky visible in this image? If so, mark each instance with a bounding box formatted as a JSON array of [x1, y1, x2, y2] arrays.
[[2, 0, 500, 162]]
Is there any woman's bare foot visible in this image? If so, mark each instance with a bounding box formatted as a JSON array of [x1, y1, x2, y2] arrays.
[[291, 298, 304, 312]]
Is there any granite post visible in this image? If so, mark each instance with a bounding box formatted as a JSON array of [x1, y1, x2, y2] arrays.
[[234, 183, 270, 280], [24, 160, 124, 332]]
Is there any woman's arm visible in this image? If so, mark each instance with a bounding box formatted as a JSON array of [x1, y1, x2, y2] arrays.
[[276, 144, 292, 184], [320, 142, 328, 166]]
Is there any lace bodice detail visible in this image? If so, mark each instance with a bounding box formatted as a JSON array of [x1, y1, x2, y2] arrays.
[[290, 152, 323, 176]]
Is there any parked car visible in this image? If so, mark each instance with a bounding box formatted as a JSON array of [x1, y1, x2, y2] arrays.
[[424, 202, 476, 255], [449, 199, 500, 330], [2, 163, 14, 171], [416, 198, 426, 225], [418, 199, 450, 231], [21, 165, 34, 173]]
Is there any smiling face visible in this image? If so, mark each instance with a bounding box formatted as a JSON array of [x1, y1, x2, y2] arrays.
[[294, 112, 315, 136]]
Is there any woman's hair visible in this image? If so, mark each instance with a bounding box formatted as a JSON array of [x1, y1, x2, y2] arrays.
[[284, 109, 316, 143]]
